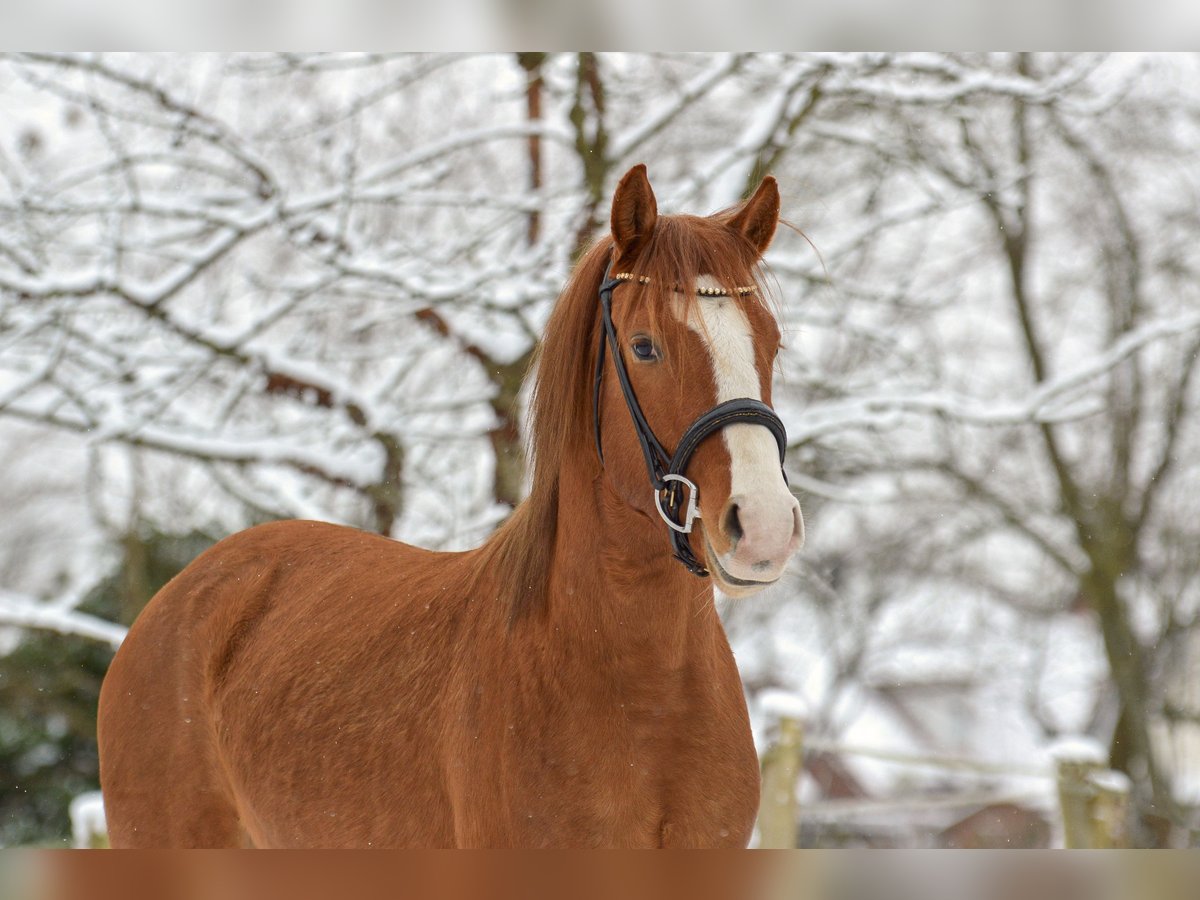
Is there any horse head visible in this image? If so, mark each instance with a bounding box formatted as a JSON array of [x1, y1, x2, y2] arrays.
[[595, 164, 804, 596]]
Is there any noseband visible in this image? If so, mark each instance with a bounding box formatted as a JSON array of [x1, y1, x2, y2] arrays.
[[592, 265, 788, 577]]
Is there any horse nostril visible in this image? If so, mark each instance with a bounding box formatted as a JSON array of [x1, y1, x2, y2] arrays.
[[723, 503, 744, 543]]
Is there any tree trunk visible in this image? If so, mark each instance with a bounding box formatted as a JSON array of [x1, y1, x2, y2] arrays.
[[487, 351, 535, 510]]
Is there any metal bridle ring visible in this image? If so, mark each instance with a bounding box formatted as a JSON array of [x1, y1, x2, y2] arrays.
[[654, 474, 701, 534]]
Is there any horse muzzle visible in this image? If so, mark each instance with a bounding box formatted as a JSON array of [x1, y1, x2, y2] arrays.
[[706, 490, 804, 594]]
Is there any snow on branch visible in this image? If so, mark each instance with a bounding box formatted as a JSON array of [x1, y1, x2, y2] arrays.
[[817, 52, 1106, 108], [611, 53, 746, 161], [791, 312, 1200, 445], [13, 52, 282, 199], [354, 123, 574, 192], [0, 589, 127, 649]]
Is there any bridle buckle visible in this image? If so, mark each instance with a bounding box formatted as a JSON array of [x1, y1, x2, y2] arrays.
[[654, 474, 700, 534]]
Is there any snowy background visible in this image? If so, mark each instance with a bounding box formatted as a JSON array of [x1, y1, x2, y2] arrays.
[[2, 52, 1199, 847]]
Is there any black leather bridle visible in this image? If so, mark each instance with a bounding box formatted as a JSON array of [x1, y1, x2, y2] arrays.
[[592, 265, 788, 577]]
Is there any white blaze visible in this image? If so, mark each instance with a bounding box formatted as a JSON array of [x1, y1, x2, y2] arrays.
[[683, 277, 786, 501]]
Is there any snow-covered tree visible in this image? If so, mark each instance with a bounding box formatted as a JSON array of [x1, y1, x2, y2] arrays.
[[2, 53, 1199, 846]]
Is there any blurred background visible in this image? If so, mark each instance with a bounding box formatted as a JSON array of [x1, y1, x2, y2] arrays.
[[1, 52, 1199, 848]]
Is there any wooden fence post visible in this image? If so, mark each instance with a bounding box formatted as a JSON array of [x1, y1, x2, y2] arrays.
[[1088, 769, 1131, 848], [1053, 740, 1130, 848], [758, 715, 804, 849]]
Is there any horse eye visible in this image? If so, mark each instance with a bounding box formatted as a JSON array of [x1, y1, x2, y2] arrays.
[[630, 336, 659, 361]]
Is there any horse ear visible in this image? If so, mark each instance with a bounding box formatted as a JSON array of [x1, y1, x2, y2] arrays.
[[729, 176, 780, 256], [611, 164, 658, 261]]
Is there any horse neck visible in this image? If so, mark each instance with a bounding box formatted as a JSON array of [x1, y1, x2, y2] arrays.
[[542, 461, 720, 669]]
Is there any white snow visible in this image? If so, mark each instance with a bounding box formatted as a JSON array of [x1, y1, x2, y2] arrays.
[[68, 792, 107, 849]]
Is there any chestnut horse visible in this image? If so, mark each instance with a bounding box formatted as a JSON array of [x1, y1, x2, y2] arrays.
[[97, 165, 804, 848]]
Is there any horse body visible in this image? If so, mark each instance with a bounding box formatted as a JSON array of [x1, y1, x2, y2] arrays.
[[98, 165, 798, 848], [100, 509, 757, 848]]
